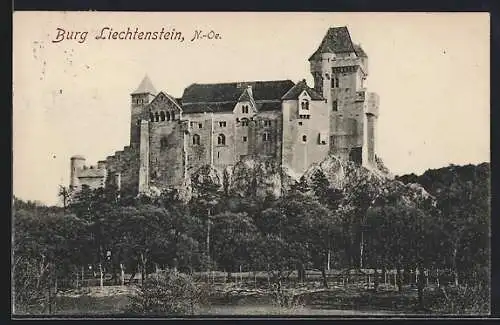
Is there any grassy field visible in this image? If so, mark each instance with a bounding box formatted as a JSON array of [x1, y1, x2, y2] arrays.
[[14, 283, 458, 316]]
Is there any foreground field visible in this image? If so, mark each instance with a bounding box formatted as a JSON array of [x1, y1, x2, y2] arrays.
[[16, 282, 483, 317]]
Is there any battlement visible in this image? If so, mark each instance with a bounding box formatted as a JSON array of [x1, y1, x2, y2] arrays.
[[78, 166, 107, 178]]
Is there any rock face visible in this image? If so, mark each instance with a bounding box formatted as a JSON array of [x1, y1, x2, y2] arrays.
[[140, 154, 420, 204], [301, 155, 345, 189], [228, 158, 282, 198]]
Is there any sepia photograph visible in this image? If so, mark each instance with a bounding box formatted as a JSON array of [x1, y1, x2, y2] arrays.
[[12, 12, 490, 317]]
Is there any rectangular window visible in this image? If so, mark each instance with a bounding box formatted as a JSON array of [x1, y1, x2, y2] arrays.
[[219, 121, 227, 127], [198, 123, 203, 128], [263, 133, 270, 141], [264, 120, 272, 127], [298, 121, 303, 126], [333, 100, 338, 111], [243, 136, 248, 142], [319, 132, 328, 145]]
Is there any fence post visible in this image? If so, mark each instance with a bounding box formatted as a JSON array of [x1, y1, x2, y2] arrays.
[[99, 263, 104, 289], [120, 263, 125, 286]]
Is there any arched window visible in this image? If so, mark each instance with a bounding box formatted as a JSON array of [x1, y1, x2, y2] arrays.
[[166, 111, 171, 121], [171, 111, 175, 120], [302, 135, 307, 142], [150, 112, 154, 122], [160, 111, 166, 121], [241, 118, 249, 127], [192, 134, 201, 145], [217, 133, 226, 145], [155, 112, 160, 122]]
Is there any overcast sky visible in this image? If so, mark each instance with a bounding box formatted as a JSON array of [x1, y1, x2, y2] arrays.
[[13, 12, 490, 206]]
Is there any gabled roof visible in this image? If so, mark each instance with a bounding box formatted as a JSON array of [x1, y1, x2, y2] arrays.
[[181, 102, 236, 114], [132, 75, 157, 95], [182, 80, 294, 104], [181, 80, 294, 113], [281, 79, 324, 101], [147, 91, 182, 111], [257, 101, 282, 112], [238, 88, 253, 103], [308, 27, 356, 61]]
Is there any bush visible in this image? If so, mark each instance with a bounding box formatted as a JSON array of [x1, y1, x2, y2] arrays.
[[425, 284, 490, 315], [126, 270, 209, 316], [269, 283, 304, 309]]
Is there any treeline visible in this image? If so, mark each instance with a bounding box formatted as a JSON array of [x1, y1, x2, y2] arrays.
[[12, 162, 490, 313]]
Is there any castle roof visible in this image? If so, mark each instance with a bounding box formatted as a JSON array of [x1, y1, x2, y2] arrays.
[[281, 79, 324, 101], [308, 26, 356, 61], [132, 75, 157, 95], [181, 80, 294, 113]]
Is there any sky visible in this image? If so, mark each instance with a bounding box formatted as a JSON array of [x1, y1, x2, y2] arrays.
[[13, 12, 490, 206]]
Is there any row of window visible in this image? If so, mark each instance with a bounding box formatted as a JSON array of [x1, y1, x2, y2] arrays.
[[175, 132, 328, 147], [188, 119, 275, 128], [191, 133, 273, 146], [300, 134, 328, 145], [133, 98, 148, 105], [150, 111, 175, 122]]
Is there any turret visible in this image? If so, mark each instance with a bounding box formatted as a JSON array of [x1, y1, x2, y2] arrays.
[[70, 155, 86, 189], [130, 75, 156, 148]]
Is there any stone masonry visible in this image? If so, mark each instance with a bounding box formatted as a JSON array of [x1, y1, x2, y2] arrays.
[[70, 26, 380, 196]]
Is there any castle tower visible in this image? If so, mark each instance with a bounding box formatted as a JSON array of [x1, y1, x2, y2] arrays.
[[130, 75, 156, 149], [70, 155, 85, 189], [309, 27, 378, 167]]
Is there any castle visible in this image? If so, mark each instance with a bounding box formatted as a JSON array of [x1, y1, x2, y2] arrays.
[[69, 27, 380, 196]]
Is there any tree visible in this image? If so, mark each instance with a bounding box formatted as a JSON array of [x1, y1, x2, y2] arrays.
[[13, 201, 90, 313], [127, 270, 208, 315], [210, 211, 258, 278]]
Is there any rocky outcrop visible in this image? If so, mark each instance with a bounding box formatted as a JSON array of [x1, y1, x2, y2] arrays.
[[140, 154, 425, 205], [228, 158, 282, 198], [301, 155, 345, 189]]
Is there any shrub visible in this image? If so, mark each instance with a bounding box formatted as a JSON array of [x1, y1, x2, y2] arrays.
[[425, 284, 490, 315], [126, 270, 209, 316]]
